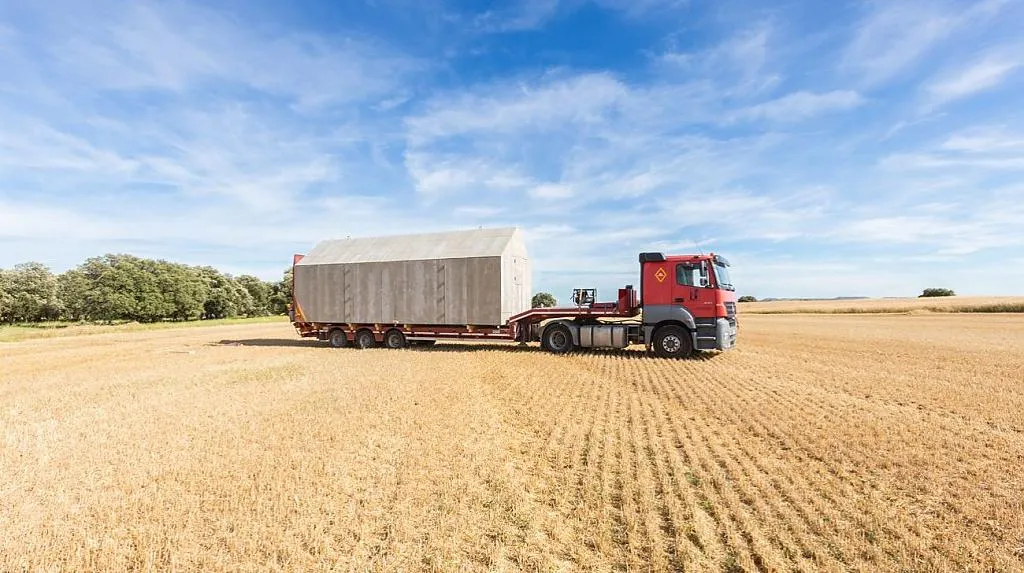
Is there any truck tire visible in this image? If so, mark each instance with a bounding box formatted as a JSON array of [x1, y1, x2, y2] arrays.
[[653, 325, 693, 358], [543, 324, 574, 354], [384, 329, 407, 349], [328, 328, 348, 348], [355, 329, 377, 349]]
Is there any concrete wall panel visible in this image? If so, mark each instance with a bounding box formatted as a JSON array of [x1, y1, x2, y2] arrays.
[[298, 255, 519, 326]]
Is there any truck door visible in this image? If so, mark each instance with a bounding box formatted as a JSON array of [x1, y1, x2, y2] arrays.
[[673, 260, 716, 318]]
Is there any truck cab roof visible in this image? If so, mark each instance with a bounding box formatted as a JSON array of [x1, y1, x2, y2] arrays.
[[639, 252, 728, 265]]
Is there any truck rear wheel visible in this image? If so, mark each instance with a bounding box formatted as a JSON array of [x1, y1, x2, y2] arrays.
[[384, 329, 407, 349], [653, 325, 693, 358], [543, 324, 574, 354], [328, 328, 348, 348], [355, 329, 377, 349]]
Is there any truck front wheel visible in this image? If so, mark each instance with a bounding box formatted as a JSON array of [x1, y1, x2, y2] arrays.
[[653, 326, 693, 358], [543, 324, 574, 354]]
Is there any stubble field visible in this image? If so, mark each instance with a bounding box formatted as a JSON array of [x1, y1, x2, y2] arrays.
[[2, 314, 1023, 572], [740, 296, 1024, 314]]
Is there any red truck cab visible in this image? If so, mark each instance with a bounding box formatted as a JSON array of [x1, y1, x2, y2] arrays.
[[639, 252, 737, 354]]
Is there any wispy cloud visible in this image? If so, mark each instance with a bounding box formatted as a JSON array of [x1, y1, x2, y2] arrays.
[[732, 90, 865, 122], [941, 128, 1024, 153], [5, 1, 424, 108], [470, 0, 562, 32], [595, 0, 689, 16], [923, 52, 1021, 108], [841, 0, 1008, 86], [660, 23, 779, 97], [882, 126, 1024, 171], [467, 0, 689, 32], [405, 72, 627, 143]]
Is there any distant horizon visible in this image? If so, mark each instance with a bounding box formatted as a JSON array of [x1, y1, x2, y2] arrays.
[[0, 247, 1007, 302]]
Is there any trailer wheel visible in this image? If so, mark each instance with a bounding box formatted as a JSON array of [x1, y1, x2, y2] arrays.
[[355, 329, 377, 349], [543, 324, 574, 354], [653, 325, 693, 359], [327, 328, 348, 348], [384, 329, 407, 349]]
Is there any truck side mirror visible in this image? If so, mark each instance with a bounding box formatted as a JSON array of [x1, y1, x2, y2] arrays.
[[700, 277, 709, 287]]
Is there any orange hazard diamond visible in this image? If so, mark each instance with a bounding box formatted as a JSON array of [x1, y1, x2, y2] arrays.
[[654, 267, 667, 283]]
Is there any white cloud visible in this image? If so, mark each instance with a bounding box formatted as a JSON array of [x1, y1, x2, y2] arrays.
[[529, 183, 574, 199], [0, 1, 427, 219], [829, 209, 1024, 254], [660, 23, 780, 97], [0, 105, 354, 213], [732, 90, 865, 122], [453, 206, 504, 218], [471, 0, 562, 32], [404, 151, 534, 198], [881, 152, 1024, 171], [405, 72, 627, 143], [941, 129, 1024, 153], [924, 54, 1021, 107], [468, 0, 688, 33], [595, 0, 687, 11], [0, 120, 138, 174], [842, 0, 1009, 86], [9, 1, 423, 109]]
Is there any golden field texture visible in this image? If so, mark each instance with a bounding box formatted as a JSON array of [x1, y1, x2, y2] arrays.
[[740, 295, 1024, 314], [0, 315, 287, 343], [2, 315, 1023, 572]]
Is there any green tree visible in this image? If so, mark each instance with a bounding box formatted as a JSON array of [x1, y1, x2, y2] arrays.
[[0, 268, 13, 323], [268, 268, 293, 315], [57, 269, 91, 321], [920, 288, 955, 298], [231, 278, 257, 318], [237, 275, 271, 316], [130, 257, 174, 322], [738, 295, 757, 303], [196, 267, 253, 319], [7, 262, 61, 322], [532, 292, 557, 308], [8, 255, 297, 323], [158, 262, 208, 321], [78, 255, 141, 322]]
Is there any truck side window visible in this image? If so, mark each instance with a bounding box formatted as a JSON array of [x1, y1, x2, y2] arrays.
[[676, 264, 697, 286]]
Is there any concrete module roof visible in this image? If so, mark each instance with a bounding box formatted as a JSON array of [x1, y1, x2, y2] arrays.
[[296, 227, 526, 265]]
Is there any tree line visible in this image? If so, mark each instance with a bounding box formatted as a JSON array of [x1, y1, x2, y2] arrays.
[[0, 255, 293, 324]]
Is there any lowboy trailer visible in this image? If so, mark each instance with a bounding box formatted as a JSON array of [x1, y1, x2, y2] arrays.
[[290, 229, 737, 358]]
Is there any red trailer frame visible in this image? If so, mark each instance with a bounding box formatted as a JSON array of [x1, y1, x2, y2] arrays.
[[292, 287, 642, 345]]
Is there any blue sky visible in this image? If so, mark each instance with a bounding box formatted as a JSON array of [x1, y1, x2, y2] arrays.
[[1, 0, 1023, 299]]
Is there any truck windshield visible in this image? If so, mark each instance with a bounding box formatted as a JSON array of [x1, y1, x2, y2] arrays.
[[714, 262, 734, 291]]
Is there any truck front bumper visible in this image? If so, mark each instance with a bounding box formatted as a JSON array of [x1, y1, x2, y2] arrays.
[[716, 318, 737, 351]]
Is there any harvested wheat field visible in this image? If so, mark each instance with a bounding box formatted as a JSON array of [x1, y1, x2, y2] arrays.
[[2, 315, 1024, 572], [740, 296, 1024, 314]]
